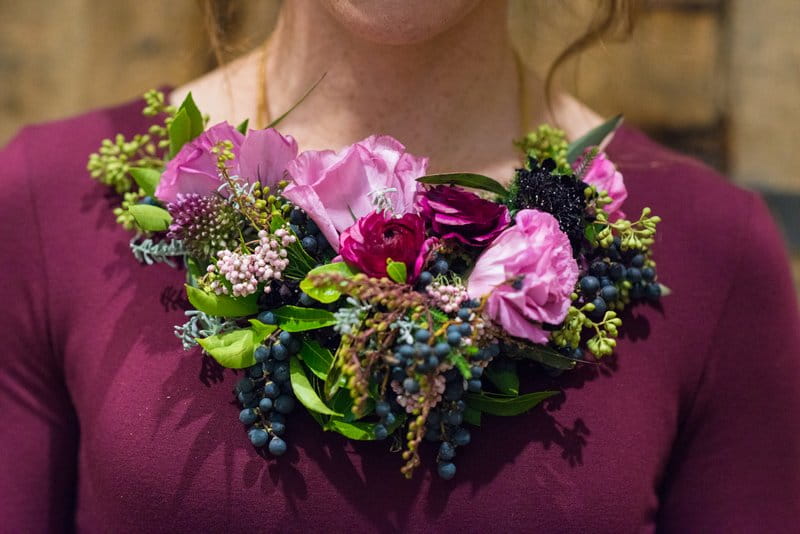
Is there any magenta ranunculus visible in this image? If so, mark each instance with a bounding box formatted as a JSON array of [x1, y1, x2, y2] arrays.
[[283, 135, 428, 252], [339, 211, 430, 281], [155, 122, 297, 203], [467, 209, 578, 344], [576, 151, 627, 219], [417, 186, 510, 247]]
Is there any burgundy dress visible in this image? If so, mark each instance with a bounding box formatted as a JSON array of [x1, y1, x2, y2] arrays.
[[1, 94, 799, 533]]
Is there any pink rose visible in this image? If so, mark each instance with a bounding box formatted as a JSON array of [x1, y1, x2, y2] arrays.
[[467, 209, 578, 344], [155, 122, 297, 203], [576, 152, 627, 219], [417, 186, 510, 247], [283, 135, 428, 252], [339, 211, 431, 281]]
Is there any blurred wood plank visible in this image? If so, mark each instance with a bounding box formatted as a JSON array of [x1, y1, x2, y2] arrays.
[[728, 0, 800, 193]]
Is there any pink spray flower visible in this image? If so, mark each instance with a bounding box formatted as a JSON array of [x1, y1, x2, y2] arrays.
[[576, 151, 627, 219], [467, 209, 579, 344], [155, 123, 297, 203], [417, 186, 510, 247], [339, 211, 432, 281], [283, 135, 428, 252]]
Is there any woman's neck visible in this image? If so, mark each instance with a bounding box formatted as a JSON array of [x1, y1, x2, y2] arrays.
[[265, 0, 525, 173]]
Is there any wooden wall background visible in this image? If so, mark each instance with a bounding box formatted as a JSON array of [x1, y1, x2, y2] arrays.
[[1, 0, 798, 289]]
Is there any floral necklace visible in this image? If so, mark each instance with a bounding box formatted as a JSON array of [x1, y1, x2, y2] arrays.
[[87, 59, 665, 481]]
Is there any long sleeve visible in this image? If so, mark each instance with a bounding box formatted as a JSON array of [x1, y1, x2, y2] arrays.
[[656, 192, 800, 531], [0, 129, 79, 531]]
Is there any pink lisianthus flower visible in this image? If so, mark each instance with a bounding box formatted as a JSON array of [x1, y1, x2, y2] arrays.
[[417, 186, 510, 247], [339, 211, 433, 282], [283, 135, 428, 252], [155, 122, 297, 203], [575, 151, 627, 219], [467, 209, 579, 344]]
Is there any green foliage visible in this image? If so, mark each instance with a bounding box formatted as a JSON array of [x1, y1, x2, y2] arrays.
[[484, 358, 519, 395], [298, 338, 334, 380], [128, 204, 172, 232], [273, 305, 337, 332], [168, 108, 192, 158], [88, 133, 159, 195], [466, 390, 558, 416], [386, 260, 408, 284], [271, 213, 317, 279], [185, 284, 259, 317], [129, 237, 187, 268], [289, 356, 342, 416], [299, 262, 357, 303], [236, 118, 249, 135], [515, 124, 570, 173], [449, 353, 472, 380], [113, 189, 145, 230], [197, 322, 274, 369], [417, 173, 509, 198], [566, 114, 624, 164], [128, 167, 162, 197], [178, 92, 205, 140], [198, 328, 255, 369], [324, 412, 406, 441], [503, 340, 578, 370]]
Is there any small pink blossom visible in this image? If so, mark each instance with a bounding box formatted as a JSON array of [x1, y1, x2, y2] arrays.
[[576, 152, 627, 219], [283, 135, 428, 252], [467, 209, 578, 344], [427, 281, 469, 314], [207, 229, 296, 297]]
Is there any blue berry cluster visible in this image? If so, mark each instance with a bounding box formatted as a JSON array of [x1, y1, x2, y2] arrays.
[[236, 315, 303, 457], [580, 237, 660, 321], [424, 343, 499, 480], [289, 207, 334, 260]]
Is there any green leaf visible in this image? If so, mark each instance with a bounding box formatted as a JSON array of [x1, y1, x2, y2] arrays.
[[485, 359, 519, 395], [463, 405, 482, 426], [185, 284, 259, 317], [128, 204, 172, 232], [566, 114, 624, 164], [267, 72, 327, 129], [386, 260, 407, 284], [248, 319, 277, 342], [449, 353, 472, 380], [129, 167, 162, 197], [236, 118, 249, 135], [516, 344, 579, 370], [185, 257, 204, 287], [178, 92, 204, 140], [198, 328, 257, 369], [298, 338, 334, 380], [466, 390, 558, 416], [325, 412, 406, 440], [329, 389, 357, 421], [289, 356, 342, 416], [324, 344, 346, 400], [299, 262, 357, 303], [273, 305, 336, 332], [417, 173, 509, 197], [168, 108, 192, 158]]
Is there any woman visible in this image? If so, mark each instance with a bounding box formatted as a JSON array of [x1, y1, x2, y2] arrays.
[[1, 1, 798, 532]]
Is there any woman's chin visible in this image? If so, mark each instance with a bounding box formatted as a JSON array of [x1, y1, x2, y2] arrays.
[[319, 0, 483, 45]]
